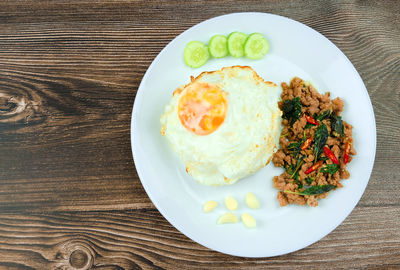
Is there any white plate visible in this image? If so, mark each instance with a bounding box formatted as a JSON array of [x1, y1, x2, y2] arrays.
[[131, 12, 376, 257]]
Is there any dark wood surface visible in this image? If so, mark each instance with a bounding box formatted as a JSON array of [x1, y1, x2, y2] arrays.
[[0, 0, 399, 269]]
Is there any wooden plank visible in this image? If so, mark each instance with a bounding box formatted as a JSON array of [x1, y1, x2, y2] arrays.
[[0, 0, 399, 212], [0, 0, 399, 267], [0, 206, 398, 269]]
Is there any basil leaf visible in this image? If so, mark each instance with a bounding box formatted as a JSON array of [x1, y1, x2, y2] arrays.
[[316, 110, 331, 121], [285, 156, 304, 181], [282, 97, 302, 126], [297, 184, 336, 195], [295, 180, 303, 189], [288, 137, 305, 159], [331, 115, 344, 137], [320, 164, 339, 174], [285, 163, 295, 175], [313, 124, 328, 160], [305, 177, 313, 184], [288, 141, 302, 152], [304, 123, 314, 129], [285, 164, 299, 181], [284, 184, 336, 196]]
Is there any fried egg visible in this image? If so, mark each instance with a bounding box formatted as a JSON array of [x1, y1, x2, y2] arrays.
[[160, 66, 281, 186]]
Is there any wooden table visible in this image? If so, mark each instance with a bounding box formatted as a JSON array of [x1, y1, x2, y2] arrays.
[[0, 1, 399, 269]]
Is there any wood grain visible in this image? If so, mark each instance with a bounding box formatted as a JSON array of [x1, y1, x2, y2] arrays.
[[0, 207, 399, 269], [0, 0, 398, 212], [0, 0, 399, 268]]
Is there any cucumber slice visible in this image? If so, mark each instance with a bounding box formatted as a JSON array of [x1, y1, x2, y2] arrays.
[[208, 35, 228, 58], [227, 31, 247, 58], [244, 33, 269, 60], [184, 41, 210, 68]]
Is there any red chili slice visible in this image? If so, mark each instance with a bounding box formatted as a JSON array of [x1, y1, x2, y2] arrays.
[[305, 160, 323, 174], [323, 146, 339, 165], [344, 139, 353, 164], [305, 114, 319, 125], [301, 137, 313, 151]]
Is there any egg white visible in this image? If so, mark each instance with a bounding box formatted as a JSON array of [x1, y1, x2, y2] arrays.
[[160, 66, 282, 186]]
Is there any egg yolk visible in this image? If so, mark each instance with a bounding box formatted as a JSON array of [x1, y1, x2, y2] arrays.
[[178, 83, 228, 135]]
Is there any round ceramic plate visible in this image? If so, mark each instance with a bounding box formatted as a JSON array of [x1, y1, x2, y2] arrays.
[[131, 12, 376, 257]]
